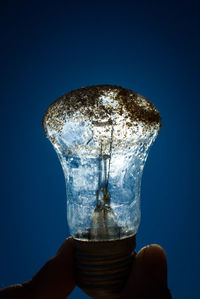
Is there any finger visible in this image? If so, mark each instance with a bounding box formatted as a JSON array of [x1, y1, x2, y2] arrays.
[[120, 244, 172, 299], [23, 237, 76, 299], [0, 284, 25, 298]]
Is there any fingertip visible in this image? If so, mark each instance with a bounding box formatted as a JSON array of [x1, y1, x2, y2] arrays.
[[29, 237, 76, 299], [56, 236, 75, 257], [137, 244, 167, 264], [136, 244, 168, 285], [121, 244, 170, 298]]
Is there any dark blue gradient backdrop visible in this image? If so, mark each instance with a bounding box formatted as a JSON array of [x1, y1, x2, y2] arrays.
[[0, 1, 199, 298]]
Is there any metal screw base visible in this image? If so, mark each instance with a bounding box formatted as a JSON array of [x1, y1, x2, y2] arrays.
[[74, 235, 136, 298]]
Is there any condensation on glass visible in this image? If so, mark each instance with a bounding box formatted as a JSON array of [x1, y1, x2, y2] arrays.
[[43, 85, 161, 241]]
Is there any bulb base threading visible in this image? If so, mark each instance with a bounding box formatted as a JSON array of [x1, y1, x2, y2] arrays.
[[74, 235, 136, 298]]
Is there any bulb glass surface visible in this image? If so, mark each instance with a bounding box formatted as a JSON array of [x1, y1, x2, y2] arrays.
[[43, 85, 161, 241]]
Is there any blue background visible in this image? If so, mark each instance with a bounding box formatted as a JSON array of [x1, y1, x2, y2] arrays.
[[0, 1, 199, 298]]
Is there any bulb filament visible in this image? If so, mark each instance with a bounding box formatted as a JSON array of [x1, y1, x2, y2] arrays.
[[90, 127, 120, 240]]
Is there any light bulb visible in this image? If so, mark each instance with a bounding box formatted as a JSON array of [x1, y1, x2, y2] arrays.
[[43, 85, 161, 298]]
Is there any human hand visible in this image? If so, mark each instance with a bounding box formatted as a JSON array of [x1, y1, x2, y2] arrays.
[[0, 237, 75, 299], [0, 238, 171, 299], [121, 244, 172, 299]]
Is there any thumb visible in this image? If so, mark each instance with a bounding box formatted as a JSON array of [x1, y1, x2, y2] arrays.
[[121, 244, 172, 299]]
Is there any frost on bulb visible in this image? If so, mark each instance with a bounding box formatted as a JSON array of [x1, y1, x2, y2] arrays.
[[43, 85, 161, 241]]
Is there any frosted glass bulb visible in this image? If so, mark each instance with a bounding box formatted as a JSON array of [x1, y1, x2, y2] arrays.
[[43, 85, 161, 297]]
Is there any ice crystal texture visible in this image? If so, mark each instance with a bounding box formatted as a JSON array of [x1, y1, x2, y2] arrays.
[[43, 85, 161, 240]]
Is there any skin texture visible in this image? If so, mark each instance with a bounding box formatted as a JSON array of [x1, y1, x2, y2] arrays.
[[121, 245, 171, 299], [0, 238, 172, 299]]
